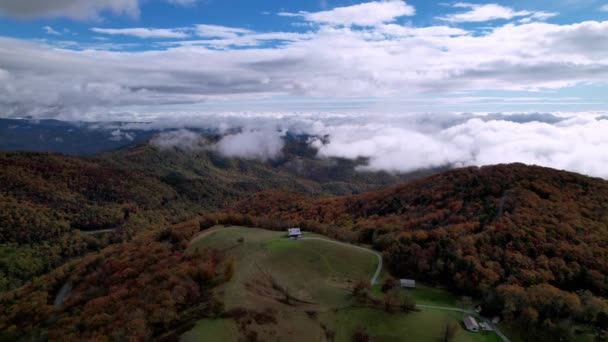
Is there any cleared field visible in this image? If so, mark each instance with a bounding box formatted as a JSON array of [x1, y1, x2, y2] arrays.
[[408, 284, 462, 307], [180, 319, 239, 342], [182, 226, 501, 342], [372, 282, 462, 307], [322, 308, 502, 342], [188, 226, 377, 308]]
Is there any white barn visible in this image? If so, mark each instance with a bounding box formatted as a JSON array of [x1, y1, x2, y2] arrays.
[[464, 316, 480, 332], [400, 279, 416, 288], [287, 228, 302, 239]]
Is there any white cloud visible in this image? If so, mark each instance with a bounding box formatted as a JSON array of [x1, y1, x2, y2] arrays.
[[109, 129, 134, 141], [167, 0, 197, 6], [601, 5, 608, 12], [519, 11, 558, 23], [310, 113, 608, 178], [0, 0, 198, 20], [88, 24, 308, 45], [195, 24, 253, 38], [145, 127, 286, 160], [43, 26, 61, 35], [2, 19, 608, 118], [91, 27, 189, 39], [377, 24, 468, 37], [215, 129, 285, 160], [151, 129, 207, 150], [0, 0, 140, 20], [160, 31, 312, 48], [438, 3, 545, 23], [279, 0, 415, 26], [110, 111, 608, 178]]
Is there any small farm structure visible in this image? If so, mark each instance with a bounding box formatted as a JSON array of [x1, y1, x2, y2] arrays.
[[399, 279, 416, 288], [287, 228, 302, 239], [463, 316, 480, 332], [479, 322, 493, 331]]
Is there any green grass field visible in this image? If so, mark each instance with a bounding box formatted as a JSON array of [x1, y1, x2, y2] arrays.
[[408, 284, 462, 307], [322, 308, 502, 342], [180, 319, 239, 342], [182, 226, 502, 342]]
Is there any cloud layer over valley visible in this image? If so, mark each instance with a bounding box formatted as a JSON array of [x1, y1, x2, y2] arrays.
[[133, 111, 608, 179]]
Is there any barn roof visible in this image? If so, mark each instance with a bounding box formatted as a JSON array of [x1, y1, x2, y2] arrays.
[[464, 316, 479, 330], [400, 279, 416, 287], [287, 228, 301, 235]]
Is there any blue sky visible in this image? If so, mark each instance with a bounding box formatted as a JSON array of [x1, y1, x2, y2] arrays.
[[0, 0, 608, 116], [2, 1, 608, 48], [1, 0, 608, 178]]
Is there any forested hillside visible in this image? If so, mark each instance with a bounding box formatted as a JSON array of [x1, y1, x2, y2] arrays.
[[0, 219, 223, 341], [99, 134, 428, 196], [0, 144, 419, 293], [0, 152, 187, 293], [233, 163, 608, 337], [3, 147, 607, 340]]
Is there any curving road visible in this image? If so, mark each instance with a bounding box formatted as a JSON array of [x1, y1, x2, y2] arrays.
[[300, 237, 383, 285], [301, 236, 509, 342]]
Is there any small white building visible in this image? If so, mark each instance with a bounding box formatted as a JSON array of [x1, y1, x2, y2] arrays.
[[399, 279, 416, 288], [464, 316, 480, 332], [479, 322, 493, 331], [287, 228, 302, 239]]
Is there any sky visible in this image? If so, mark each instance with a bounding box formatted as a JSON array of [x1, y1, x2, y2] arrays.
[[1, 0, 608, 177]]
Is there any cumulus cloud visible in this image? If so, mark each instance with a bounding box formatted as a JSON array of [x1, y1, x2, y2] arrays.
[[279, 0, 415, 26], [0, 0, 197, 20], [149, 127, 285, 160], [308, 113, 608, 178], [2, 18, 608, 117], [91, 27, 189, 39], [43, 26, 61, 35], [215, 130, 285, 160], [0, 0, 140, 20], [194, 24, 253, 38], [438, 3, 553, 23]]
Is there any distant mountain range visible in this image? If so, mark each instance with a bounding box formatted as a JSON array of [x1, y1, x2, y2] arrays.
[[0, 118, 160, 155]]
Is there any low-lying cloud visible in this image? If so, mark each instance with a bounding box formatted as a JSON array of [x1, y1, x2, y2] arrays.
[[312, 113, 608, 178], [135, 111, 608, 178], [150, 129, 207, 150], [215, 129, 285, 160], [150, 127, 285, 160]]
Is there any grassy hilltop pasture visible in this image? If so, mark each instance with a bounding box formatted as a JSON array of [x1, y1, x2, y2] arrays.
[[182, 226, 501, 342]]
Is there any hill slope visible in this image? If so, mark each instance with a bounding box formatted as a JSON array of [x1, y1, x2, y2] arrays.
[[233, 163, 608, 336], [0, 143, 424, 293]]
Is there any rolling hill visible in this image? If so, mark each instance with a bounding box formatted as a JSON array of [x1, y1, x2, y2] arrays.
[[232, 163, 608, 339], [0, 139, 427, 293], [2, 145, 607, 341]]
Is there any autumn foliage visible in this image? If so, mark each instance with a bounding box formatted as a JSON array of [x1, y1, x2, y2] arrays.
[[232, 163, 608, 332], [0, 219, 223, 341]]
